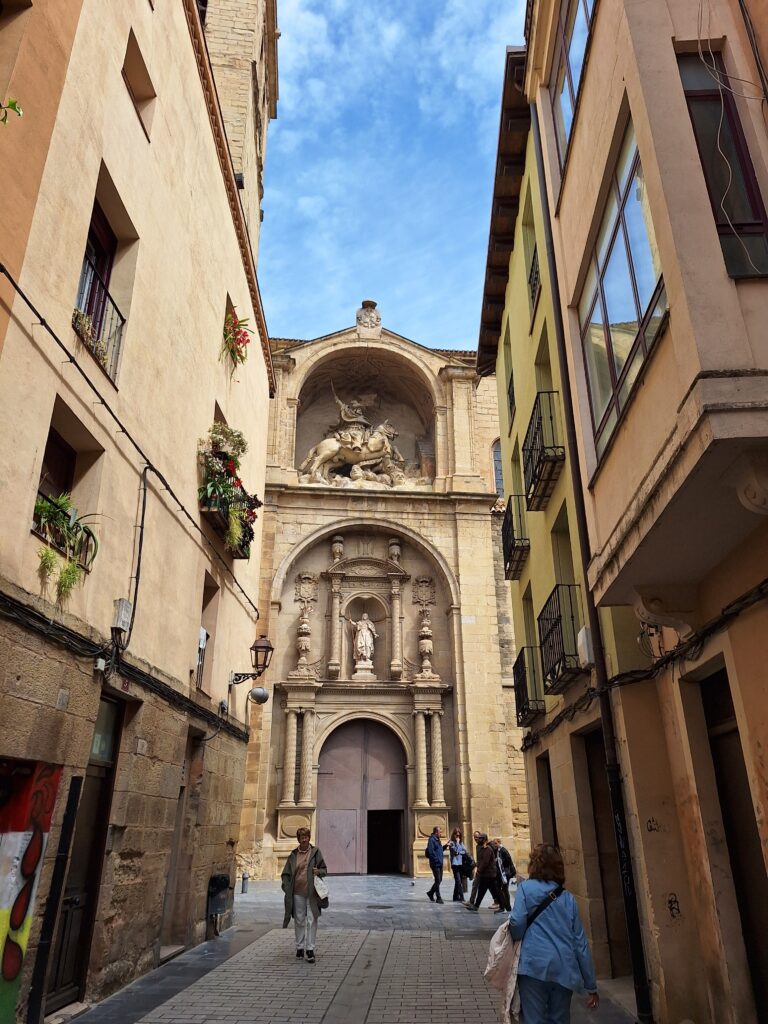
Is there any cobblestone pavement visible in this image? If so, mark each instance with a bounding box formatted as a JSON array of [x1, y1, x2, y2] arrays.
[[74, 877, 637, 1024]]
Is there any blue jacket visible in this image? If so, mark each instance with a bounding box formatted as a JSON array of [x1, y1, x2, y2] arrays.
[[426, 833, 445, 868], [509, 879, 597, 993]]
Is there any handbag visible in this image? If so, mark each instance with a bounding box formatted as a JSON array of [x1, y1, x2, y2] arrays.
[[314, 874, 329, 900]]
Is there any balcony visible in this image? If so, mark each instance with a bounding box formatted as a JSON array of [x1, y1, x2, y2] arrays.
[[537, 583, 583, 693], [501, 494, 530, 580], [523, 391, 565, 511], [72, 254, 125, 382], [513, 646, 546, 727], [200, 492, 253, 559], [32, 491, 96, 571]]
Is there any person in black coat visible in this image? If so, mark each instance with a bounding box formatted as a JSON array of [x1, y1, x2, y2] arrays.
[[491, 837, 516, 913]]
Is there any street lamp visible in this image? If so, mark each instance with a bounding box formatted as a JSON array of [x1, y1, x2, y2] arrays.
[[230, 635, 274, 687]]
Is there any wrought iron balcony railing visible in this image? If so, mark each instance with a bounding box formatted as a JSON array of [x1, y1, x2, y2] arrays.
[[72, 254, 125, 382], [528, 244, 541, 311], [522, 391, 565, 511], [501, 494, 530, 580], [32, 491, 95, 571], [513, 646, 546, 727], [537, 583, 584, 693]]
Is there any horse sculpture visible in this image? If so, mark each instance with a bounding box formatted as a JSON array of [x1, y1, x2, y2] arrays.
[[299, 419, 402, 484]]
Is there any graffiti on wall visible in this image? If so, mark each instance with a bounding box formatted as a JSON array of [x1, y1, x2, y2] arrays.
[[0, 761, 62, 1021]]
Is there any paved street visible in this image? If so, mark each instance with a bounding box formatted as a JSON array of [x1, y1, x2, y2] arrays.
[[71, 877, 637, 1024]]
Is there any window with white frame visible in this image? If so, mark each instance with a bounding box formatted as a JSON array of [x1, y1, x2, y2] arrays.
[[577, 121, 668, 458]]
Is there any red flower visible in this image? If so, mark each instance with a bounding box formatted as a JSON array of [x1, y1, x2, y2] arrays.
[[234, 478, 242, 489], [226, 460, 236, 475]]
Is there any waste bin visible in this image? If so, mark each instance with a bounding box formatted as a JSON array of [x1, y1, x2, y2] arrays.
[[207, 873, 230, 917]]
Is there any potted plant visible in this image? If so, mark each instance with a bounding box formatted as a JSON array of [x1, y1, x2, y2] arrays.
[[198, 423, 261, 557], [219, 307, 252, 376], [72, 309, 109, 370], [33, 491, 99, 604]]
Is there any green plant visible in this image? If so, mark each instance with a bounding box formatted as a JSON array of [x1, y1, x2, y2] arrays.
[[225, 508, 244, 552], [56, 561, 83, 605], [219, 308, 252, 375], [0, 98, 22, 125], [34, 492, 99, 569], [72, 309, 108, 369], [37, 546, 58, 586]]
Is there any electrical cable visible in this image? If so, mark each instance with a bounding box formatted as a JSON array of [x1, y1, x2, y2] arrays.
[[0, 261, 261, 621], [522, 574, 768, 750]]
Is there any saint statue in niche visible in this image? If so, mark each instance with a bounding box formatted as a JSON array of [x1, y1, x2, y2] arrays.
[[350, 612, 378, 664]]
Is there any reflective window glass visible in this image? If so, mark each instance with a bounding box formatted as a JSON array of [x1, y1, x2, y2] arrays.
[[596, 190, 619, 269], [554, 63, 573, 154], [567, 1, 589, 95], [583, 301, 613, 423], [602, 233, 639, 375], [623, 164, 662, 310]]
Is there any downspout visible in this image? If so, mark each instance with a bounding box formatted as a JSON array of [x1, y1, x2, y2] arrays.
[[529, 102, 654, 1024]]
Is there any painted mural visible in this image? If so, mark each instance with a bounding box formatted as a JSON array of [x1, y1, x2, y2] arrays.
[[0, 761, 62, 1022]]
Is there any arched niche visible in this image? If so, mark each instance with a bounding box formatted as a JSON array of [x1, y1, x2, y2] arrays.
[[342, 592, 390, 680], [293, 347, 438, 481]]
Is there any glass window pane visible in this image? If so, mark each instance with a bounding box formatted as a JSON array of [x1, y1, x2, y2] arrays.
[[645, 285, 668, 347], [616, 122, 637, 195], [602, 232, 639, 374], [584, 0, 594, 17], [679, 53, 720, 90], [554, 61, 573, 155], [689, 97, 759, 225], [623, 163, 663, 311], [582, 302, 613, 423], [595, 405, 618, 459], [618, 344, 644, 408], [567, 1, 589, 96], [578, 263, 597, 328], [596, 189, 619, 269], [719, 231, 768, 277]]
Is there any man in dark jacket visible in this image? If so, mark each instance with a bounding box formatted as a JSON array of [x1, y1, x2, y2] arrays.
[[425, 826, 447, 904], [491, 837, 516, 913], [281, 827, 328, 963], [463, 833, 501, 911]]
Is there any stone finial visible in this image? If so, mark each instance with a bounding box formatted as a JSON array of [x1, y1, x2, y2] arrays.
[[356, 298, 382, 339]]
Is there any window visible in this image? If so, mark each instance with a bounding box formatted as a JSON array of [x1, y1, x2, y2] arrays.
[[197, 0, 209, 26], [679, 53, 768, 278], [122, 30, 157, 139], [492, 440, 504, 497], [551, 0, 594, 164], [197, 573, 219, 693], [503, 324, 515, 424], [577, 121, 668, 458], [38, 429, 76, 500]]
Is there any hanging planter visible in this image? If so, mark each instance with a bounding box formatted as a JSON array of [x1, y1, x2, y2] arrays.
[[198, 423, 262, 558], [219, 308, 252, 376]]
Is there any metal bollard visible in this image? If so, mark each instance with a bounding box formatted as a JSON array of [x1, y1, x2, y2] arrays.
[[241, 871, 249, 894]]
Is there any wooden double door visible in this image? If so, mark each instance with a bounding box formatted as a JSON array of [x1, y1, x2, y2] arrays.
[[316, 720, 407, 875]]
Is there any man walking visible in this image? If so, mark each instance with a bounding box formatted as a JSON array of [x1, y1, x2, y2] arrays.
[[491, 837, 516, 913], [426, 826, 447, 904], [463, 833, 501, 912]]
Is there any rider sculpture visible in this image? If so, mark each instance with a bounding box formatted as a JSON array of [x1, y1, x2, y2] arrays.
[[299, 385, 405, 485]]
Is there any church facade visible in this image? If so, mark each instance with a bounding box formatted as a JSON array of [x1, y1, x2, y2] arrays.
[[239, 302, 528, 879]]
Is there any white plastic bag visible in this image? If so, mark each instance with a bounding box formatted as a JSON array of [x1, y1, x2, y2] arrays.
[[314, 874, 329, 900]]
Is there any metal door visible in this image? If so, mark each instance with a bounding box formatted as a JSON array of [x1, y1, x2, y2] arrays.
[[316, 720, 406, 874]]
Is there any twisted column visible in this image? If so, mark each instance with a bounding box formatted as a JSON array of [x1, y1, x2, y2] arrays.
[[298, 709, 315, 804], [280, 709, 298, 806], [430, 710, 445, 806], [413, 711, 428, 807]]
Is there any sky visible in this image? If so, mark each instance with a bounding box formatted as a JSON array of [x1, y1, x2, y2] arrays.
[[258, 0, 526, 350]]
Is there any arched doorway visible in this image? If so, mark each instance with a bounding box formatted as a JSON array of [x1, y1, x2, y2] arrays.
[[316, 720, 407, 875]]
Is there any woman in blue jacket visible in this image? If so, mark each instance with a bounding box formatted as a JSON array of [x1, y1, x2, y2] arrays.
[[509, 844, 599, 1022]]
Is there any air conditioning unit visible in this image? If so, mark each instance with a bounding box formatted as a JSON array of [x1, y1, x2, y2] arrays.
[[577, 626, 594, 669]]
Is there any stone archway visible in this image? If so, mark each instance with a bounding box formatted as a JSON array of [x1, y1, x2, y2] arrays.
[[316, 719, 408, 875]]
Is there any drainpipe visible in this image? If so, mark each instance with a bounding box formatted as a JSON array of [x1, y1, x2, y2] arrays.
[[530, 102, 654, 1024]]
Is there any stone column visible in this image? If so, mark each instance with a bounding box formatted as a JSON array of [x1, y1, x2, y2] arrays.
[[413, 711, 428, 808], [280, 709, 298, 806], [390, 580, 402, 680], [298, 709, 315, 804], [328, 580, 342, 678], [430, 710, 445, 806]]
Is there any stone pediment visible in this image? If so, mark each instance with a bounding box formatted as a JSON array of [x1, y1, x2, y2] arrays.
[[325, 556, 409, 580]]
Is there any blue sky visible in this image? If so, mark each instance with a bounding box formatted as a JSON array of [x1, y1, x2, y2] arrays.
[[258, 0, 526, 350]]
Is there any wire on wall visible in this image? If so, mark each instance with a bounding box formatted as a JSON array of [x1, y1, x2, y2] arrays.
[[522, 574, 768, 750], [0, 261, 261, 625]]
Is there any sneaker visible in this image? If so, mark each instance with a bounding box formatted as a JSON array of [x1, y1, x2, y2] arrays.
[[306, 950, 316, 964], [494, 908, 507, 914], [489, 903, 500, 910], [436, 897, 444, 904], [296, 948, 304, 959], [427, 891, 434, 902]]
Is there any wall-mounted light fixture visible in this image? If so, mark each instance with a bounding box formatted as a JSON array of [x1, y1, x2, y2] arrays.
[[229, 635, 274, 696]]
